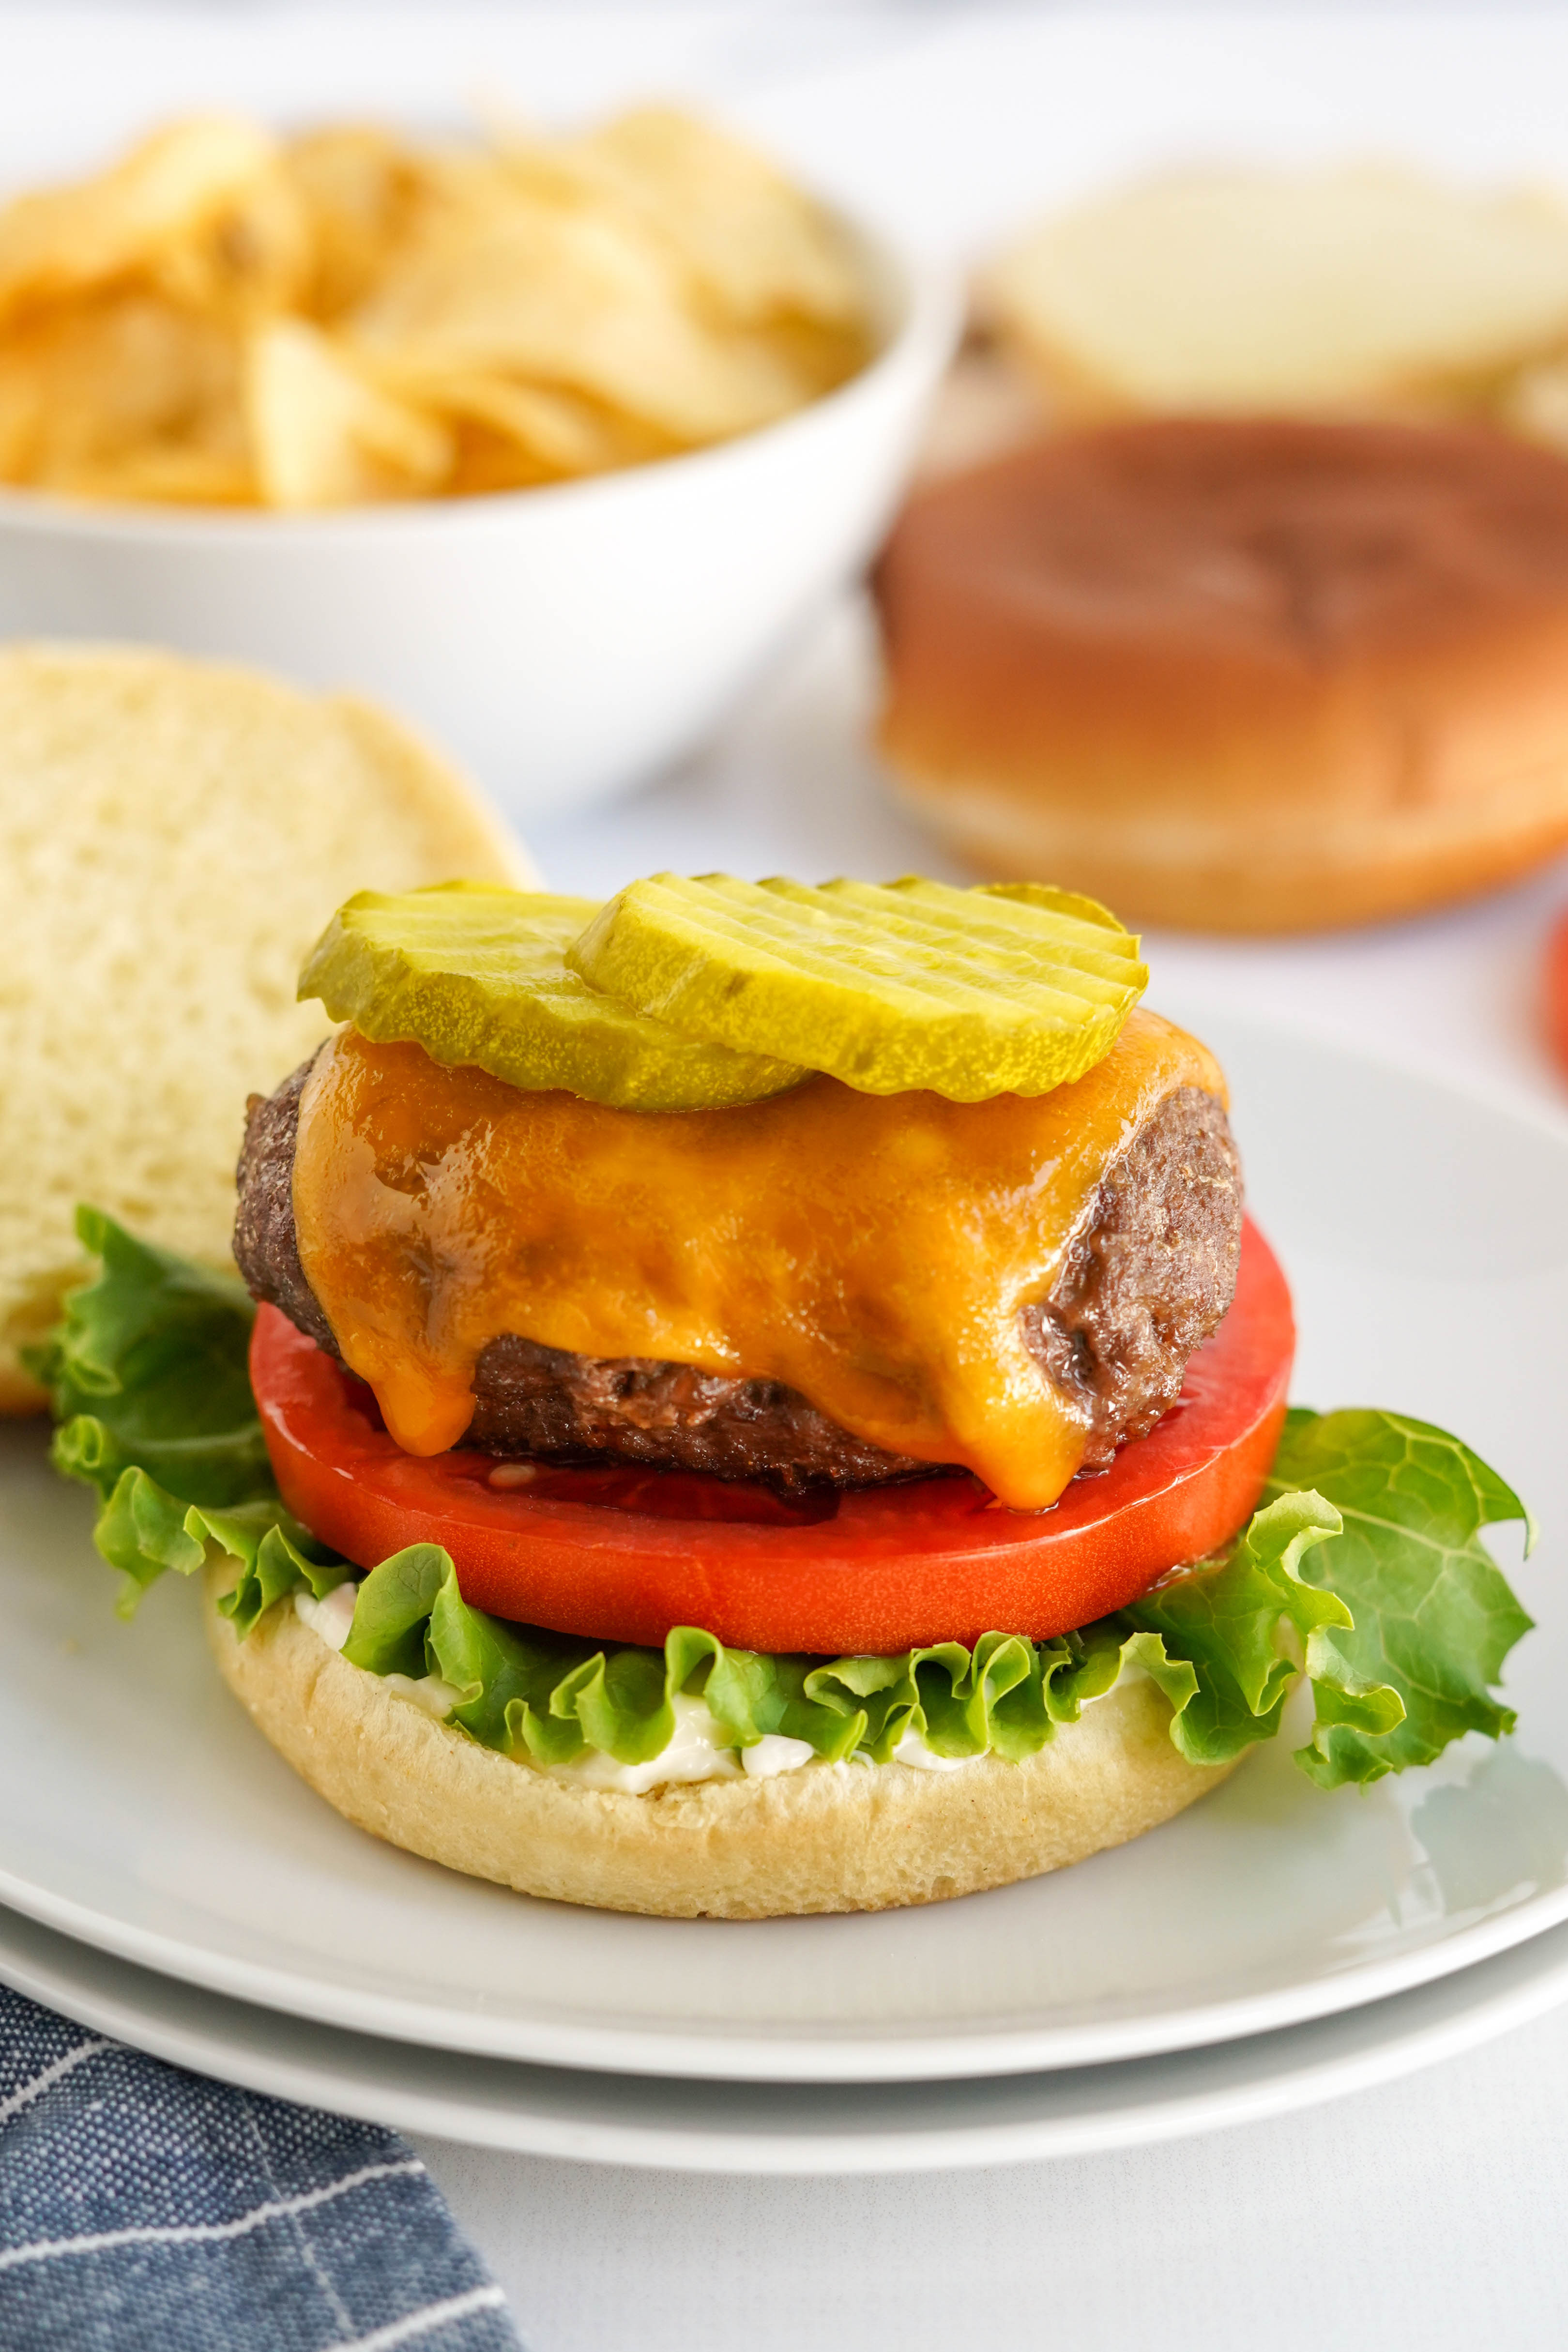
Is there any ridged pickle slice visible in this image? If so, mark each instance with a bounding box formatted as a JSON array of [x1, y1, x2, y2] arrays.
[[298, 884, 806, 1112], [566, 874, 1147, 1099]]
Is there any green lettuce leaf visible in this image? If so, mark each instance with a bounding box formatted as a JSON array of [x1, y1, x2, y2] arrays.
[[86, 1463, 349, 1625], [805, 1627, 1119, 1762], [32, 1208, 273, 1512], [1119, 1410, 1533, 1787], [338, 1553, 1202, 1770], [335, 1554, 1207, 1772], [1119, 1486, 1400, 1769], [344, 1545, 865, 1766], [28, 1207, 308, 1615], [1260, 1407, 1536, 1787]]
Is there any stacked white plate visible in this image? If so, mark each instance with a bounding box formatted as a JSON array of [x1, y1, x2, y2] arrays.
[[2, 1005, 1567, 2171]]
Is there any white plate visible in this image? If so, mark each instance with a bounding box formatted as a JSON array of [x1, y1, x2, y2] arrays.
[[1, 1894, 1566, 2174], [1, 1012, 1564, 2082]]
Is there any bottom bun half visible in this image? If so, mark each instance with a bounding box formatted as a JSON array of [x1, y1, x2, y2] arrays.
[[204, 1573, 1237, 1918]]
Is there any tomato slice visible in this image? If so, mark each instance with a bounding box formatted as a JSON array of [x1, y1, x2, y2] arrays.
[[1548, 909, 1568, 1083], [252, 1218, 1294, 1656]]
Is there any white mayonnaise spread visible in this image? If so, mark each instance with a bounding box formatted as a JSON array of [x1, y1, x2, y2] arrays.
[[549, 1692, 746, 1795], [295, 1582, 358, 1650], [381, 1668, 468, 1718], [890, 1728, 982, 1772], [293, 1583, 463, 1718], [743, 1733, 818, 1779], [289, 1586, 1137, 1788]]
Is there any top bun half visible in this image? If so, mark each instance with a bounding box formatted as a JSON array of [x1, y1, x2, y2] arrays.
[[0, 644, 532, 1411]]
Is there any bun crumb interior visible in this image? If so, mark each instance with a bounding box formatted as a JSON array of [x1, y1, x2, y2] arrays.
[[983, 167, 1568, 420], [0, 645, 530, 1410]]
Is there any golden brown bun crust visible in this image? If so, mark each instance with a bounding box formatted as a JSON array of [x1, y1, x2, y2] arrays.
[[875, 416, 1568, 932], [204, 1574, 1234, 1919]]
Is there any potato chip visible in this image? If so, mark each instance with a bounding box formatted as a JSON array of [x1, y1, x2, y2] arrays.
[[0, 116, 276, 325], [574, 107, 867, 332], [372, 364, 673, 479], [52, 445, 256, 506], [0, 351, 36, 476], [245, 318, 452, 507], [284, 126, 450, 319], [438, 425, 555, 498], [0, 291, 245, 494], [349, 195, 806, 443], [150, 160, 314, 326], [489, 108, 868, 407], [0, 105, 873, 508]]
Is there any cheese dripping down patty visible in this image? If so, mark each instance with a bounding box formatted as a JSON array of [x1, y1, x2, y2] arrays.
[[289, 1007, 1226, 1510]]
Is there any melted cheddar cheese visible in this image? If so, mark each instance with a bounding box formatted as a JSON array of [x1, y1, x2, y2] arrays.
[[291, 1008, 1224, 1510]]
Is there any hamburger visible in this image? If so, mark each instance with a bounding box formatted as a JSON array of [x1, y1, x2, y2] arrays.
[[35, 875, 1533, 1917]]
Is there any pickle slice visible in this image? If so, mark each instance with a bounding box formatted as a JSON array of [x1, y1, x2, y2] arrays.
[[566, 874, 1147, 1100], [298, 883, 806, 1112]]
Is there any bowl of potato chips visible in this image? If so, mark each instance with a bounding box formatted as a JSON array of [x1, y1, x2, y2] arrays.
[[0, 109, 955, 814]]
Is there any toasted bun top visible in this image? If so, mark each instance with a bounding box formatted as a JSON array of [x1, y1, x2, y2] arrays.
[[877, 416, 1568, 679], [0, 645, 532, 1410]]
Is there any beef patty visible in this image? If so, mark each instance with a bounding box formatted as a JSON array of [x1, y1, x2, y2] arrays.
[[234, 1055, 1243, 1493]]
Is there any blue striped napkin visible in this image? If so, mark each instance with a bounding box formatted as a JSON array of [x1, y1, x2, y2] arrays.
[[0, 1984, 522, 2352]]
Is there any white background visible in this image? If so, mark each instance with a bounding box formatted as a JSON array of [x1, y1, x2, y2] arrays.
[[8, 8, 1568, 2346]]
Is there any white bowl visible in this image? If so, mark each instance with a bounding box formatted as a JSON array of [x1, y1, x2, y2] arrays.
[[0, 228, 957, 825]]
